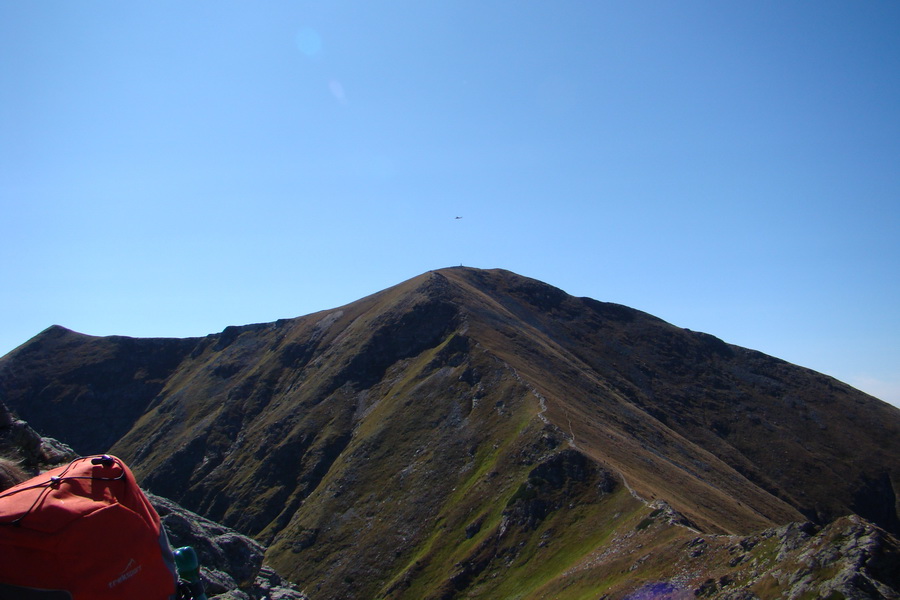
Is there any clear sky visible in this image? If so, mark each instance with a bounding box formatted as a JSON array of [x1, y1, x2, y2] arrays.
[[2, 1, 898, 407]]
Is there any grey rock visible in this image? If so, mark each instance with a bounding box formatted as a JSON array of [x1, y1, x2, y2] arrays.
[[148, 493, 308, 600], [0, 401, 77, 469]]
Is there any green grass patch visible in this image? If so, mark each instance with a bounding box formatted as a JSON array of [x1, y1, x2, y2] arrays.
[[460, 487, 647, 600]]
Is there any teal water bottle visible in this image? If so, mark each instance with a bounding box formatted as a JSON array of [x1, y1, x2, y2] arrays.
[[174, 546, 208, 600]]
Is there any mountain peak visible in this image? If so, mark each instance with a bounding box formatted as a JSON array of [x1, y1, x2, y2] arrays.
[[1, 267, 898, 599]]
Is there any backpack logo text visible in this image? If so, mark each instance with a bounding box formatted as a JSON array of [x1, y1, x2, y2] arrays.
[[108, 559, 142, 589]]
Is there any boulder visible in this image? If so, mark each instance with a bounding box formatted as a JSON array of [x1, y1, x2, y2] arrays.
[[149, 493, 309, 600]]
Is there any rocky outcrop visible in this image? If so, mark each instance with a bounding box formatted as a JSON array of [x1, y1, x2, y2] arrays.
[[696, 516, 900, 599], [0, 400, 76, 469], [762, 517, 898, 599], [150, 493, 308, 600], [581, 511, 900, 599]]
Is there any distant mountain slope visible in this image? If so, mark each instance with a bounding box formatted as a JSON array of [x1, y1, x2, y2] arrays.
[[438, 269, 899, 535], [1, 267, 898, 599], [0, 325, 198, 453]]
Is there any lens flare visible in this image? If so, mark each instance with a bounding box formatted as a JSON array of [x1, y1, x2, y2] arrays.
[[329, 79, 347, 104], [295, 27, 322, 57]]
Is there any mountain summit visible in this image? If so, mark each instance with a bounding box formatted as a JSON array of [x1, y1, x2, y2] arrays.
[[2, 267, 898, 598]]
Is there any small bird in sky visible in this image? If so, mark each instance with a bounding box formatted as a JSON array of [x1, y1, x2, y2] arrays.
[[455, 216, 463, 219]]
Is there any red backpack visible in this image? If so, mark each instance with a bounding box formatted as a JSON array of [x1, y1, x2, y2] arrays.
[[0, 455, 178, 600]]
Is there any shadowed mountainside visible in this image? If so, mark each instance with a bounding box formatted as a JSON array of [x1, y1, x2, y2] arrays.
[[1, 267, 898, 599]]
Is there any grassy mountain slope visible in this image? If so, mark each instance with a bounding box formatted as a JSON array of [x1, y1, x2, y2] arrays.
[[436, 268, 899, 535], [1, 267, 898, 599]]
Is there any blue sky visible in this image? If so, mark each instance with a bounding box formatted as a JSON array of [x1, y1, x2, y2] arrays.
[[2, 1, 898, 407]]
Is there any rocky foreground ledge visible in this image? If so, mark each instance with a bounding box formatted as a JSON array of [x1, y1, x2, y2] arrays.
[[150, 493, 308, 600]]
